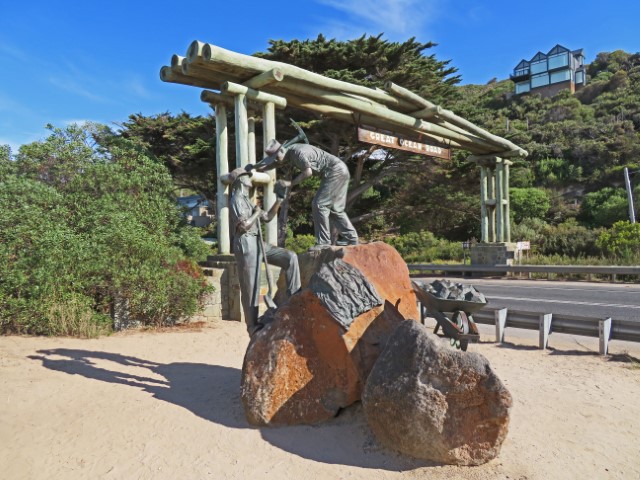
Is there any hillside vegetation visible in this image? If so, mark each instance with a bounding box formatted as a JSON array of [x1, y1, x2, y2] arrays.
[[5, 38, 640, 264]]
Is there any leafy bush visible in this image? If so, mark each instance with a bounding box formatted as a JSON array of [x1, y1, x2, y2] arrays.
[[579, 187, 629, 227], [0, 125, 211, 336], [383, 231, 463, 262], [510, 217, 548, 248], [285, 234, 316, 254], [538, 220, 603, 257], [509, 187, 551, 223], [597, 220, 640, 258]]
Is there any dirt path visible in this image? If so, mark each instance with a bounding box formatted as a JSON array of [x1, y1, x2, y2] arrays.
[[1, 319, 639, 480]]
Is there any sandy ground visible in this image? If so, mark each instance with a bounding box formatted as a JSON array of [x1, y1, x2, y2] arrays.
[[1, 318, 639, 480]]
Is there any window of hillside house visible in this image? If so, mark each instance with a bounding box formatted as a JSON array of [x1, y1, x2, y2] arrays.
[[531, 60, 547, 74], [550, 69, 571, 83], [575, 70, 584, 84], [531, 73, 550, 88], [548, 53, 569, 69], [516, 82, 531, 94]]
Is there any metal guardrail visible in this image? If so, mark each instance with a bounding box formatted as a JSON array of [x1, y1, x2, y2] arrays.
[[462, 307, 640, 355], [408, 263, 640, 282]]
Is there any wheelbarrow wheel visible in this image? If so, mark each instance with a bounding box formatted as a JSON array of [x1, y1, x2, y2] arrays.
[[452, 311, 470, 351]]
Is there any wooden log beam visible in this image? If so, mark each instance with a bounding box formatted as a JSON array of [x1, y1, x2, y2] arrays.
[[243, 68, 284, 89], [200, 90, 262, 111], [189, 41, 416, 111], [200, 90, 233, 107], [180, 61, 241, 86], [160, 66, 219, 89], [171, 54, 185, 69], [386, 82, 528, 156], [269, 81, 496, 153], [409, 106, 442, 119], [220, 171, 271, 185], [164, 42, 527, 156], [283, 92, 471, 151], [222, 81, 287, 109]]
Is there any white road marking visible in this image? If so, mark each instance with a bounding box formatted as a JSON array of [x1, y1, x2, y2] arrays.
[[489, 295, 640, 310], [477, 284, 640, 295]]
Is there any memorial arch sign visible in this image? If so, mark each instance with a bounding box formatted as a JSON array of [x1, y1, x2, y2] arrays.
[[161, 40, 527, 264]]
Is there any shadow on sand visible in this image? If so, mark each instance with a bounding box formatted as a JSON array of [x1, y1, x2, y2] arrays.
[[30, 348, 434, 471]]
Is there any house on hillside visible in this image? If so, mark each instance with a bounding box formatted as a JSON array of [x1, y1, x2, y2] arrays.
[[177, 194, 213, 228], [511, 44, 587, 98]]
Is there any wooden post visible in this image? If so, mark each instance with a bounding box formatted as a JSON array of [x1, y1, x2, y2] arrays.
[[215, 103, 230, 255], [235, 94, 249, 168], [480, 166, 489, 243], [487, 167, 496, 242], [496, 160, 504, 243], [504, 161, 511, 243], [248, 114, 257, 202], [262, 101, 278, 245]]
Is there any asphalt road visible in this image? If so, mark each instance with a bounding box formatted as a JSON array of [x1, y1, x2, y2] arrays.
[[415, 276, 640, 322]]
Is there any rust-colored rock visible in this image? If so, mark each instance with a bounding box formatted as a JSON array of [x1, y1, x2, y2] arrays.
[[242, 242, 417, 426], [363, 320, 512, 465]]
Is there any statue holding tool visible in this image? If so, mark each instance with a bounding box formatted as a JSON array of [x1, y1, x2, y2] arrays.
[[227, 168, 300, 335], [248, 120, 358, 251]]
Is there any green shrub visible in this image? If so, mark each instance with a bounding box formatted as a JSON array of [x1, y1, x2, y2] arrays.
[[539, 220, 604, 257], [285, 234, 316, 254], [0, 125, 211, 336], [510, 187, 551, 223], [597, 220, 640, 258], [383, 231, 463, 262], [579, 187, 629, 227]]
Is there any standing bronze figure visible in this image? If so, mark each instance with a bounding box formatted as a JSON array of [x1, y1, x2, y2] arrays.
[[228, 169, 301, 335]]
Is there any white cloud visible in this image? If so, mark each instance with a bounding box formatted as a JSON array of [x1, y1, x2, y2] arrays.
[[48, 75, 109, 103], [124, 76, 153, 99], [62, 119, 106, 127], [0, 131, 46, 152], [0, 137, 22, 153], [0, 42, 28, 62], [314, 0, 443, 38]]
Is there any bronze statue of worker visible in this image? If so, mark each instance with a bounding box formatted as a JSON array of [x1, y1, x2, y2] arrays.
[[251, 140, 358, 251], [228, 168, 301, 335]]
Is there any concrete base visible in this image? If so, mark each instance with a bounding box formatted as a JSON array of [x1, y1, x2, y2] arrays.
[[470, 243, 519, 266], [190, 255, 281, 325]]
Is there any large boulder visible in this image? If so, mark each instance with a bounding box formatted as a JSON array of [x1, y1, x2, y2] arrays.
[[362, 320, 512, 466], [241, 242, 417, 426]]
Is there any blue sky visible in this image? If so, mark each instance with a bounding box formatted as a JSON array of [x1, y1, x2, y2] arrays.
[[1, 0, 638, 152]]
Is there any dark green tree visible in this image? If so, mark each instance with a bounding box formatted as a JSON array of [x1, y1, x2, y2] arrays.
[[112, 112, 217, 200], [578, 187, 629, 227], [256, 34, 463, 242], [510, 187, 551, 223]]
